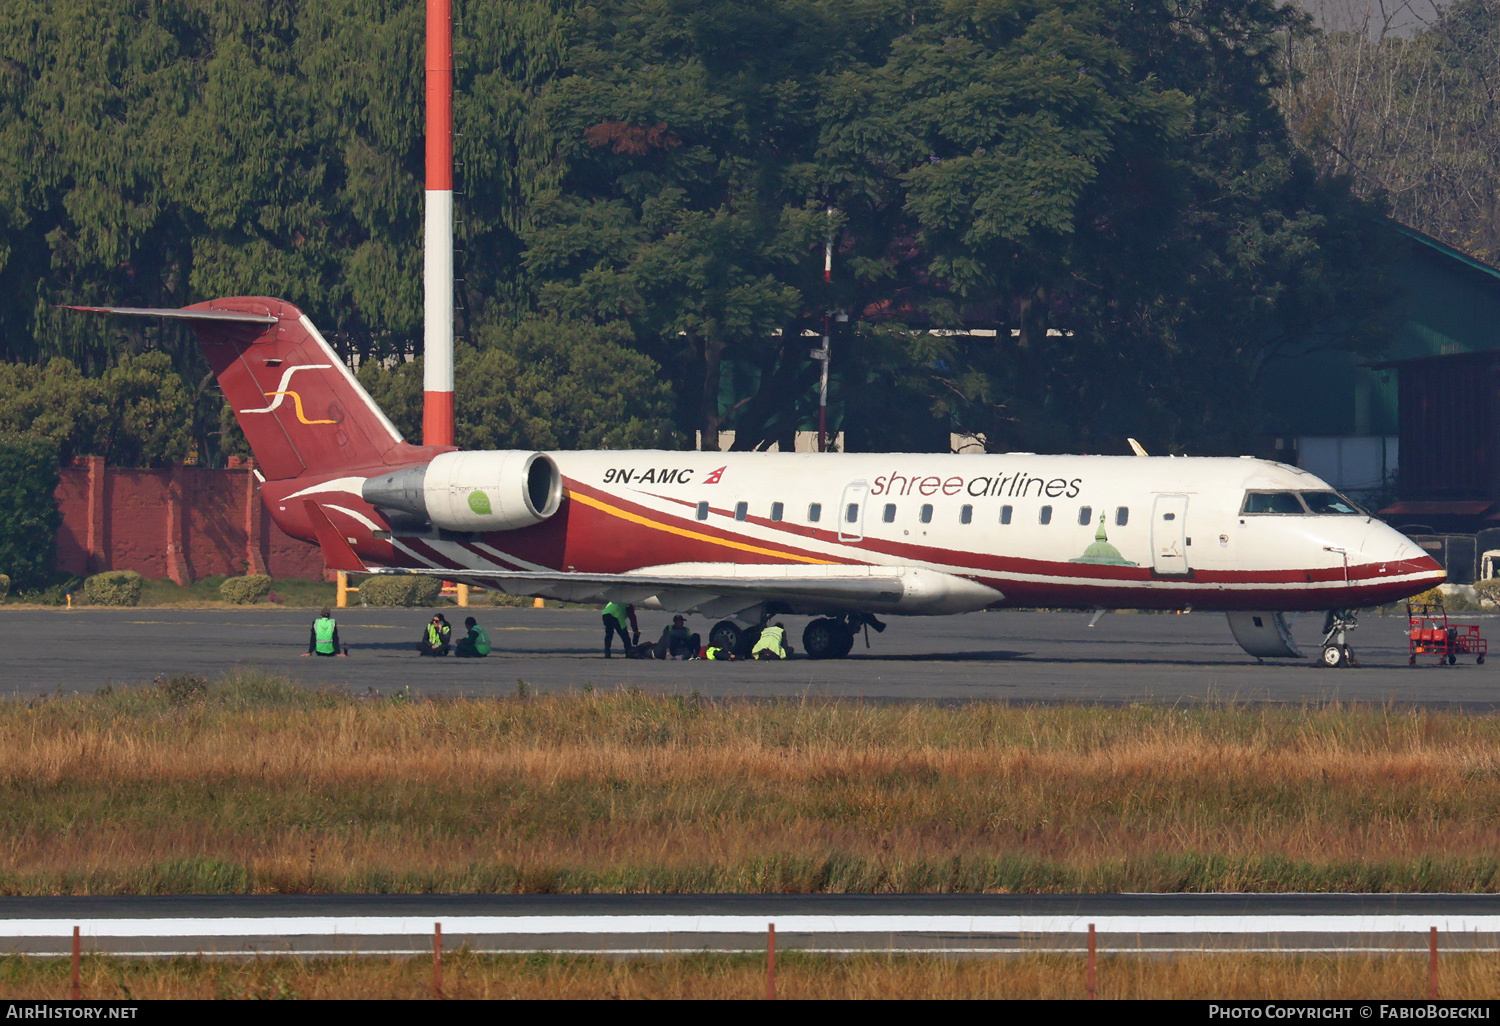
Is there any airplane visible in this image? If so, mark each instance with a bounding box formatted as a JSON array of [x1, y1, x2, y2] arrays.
[[70, 297, 1446, 666]]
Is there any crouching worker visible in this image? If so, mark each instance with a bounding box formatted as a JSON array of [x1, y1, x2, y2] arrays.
[[653, 615, 701, 660], [456, 616, 491, 658], [417, 613, 452, 656], [303, 607, 346, 657], [601, 601, 638, 658], [751, 621, 792, 660]]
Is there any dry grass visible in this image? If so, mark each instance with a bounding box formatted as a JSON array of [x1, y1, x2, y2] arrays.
[[2, 951, 1497, 999], [5, 673, 1500, 893]]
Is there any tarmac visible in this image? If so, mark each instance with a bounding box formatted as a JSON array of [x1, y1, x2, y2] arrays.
[[1, 604, 1496, 705]]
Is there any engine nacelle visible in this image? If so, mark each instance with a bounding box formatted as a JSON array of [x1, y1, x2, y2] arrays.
[[362, 451, 563, 532]]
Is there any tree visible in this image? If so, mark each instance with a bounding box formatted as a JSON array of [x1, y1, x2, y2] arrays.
[[357, 316, 677, 450], [0, 352, 191, 466], [0, 432, 61, 590]]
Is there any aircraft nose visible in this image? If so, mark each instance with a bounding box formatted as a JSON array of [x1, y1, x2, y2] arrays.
[[1389, 532, 1446, 581]]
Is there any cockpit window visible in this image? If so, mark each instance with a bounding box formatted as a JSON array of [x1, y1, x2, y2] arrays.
[[1300, 491, 1363, 515], [1241, 491, 1307, 515]]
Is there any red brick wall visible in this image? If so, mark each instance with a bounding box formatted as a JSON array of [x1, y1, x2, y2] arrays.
[[55, 457, 328, 583]]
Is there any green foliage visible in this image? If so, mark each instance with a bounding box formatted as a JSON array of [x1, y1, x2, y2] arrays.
[[358, 317, 677, 449], [0, 433, 61, 590], [0, 353, 192, 466], [219, 574, 271, 605], [0, 574, 9, 601], [357, 574, 443, 607], [0, 0, 1409, 459], [83, 570, 145, 607]]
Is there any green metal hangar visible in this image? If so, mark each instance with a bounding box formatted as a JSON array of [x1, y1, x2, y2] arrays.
[[1261, 222, 1500, 583]]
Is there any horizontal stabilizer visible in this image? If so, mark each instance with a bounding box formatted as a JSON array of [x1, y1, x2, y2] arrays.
[[63, 305, 279, 324]]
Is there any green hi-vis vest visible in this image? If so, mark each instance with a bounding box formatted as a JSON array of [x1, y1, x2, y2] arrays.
[[427, 623, 443, 647], [603, 602, 629, 628], [751, 625, 786, 658], [706, 646, 729, 660], [473, 625, 491, 656], [314, 617, 336, 655]]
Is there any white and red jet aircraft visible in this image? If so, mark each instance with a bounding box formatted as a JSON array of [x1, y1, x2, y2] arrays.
[[73, 298, 1445, 664]]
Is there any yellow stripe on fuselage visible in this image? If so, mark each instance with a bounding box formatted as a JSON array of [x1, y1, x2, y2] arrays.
[[568, 489, 837, 565]]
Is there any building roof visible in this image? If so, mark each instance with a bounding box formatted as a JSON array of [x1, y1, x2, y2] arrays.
[[1389, 221, 1500, 285]]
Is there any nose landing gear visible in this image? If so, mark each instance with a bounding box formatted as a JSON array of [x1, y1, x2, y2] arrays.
[[1318, 609, 1359, 668]]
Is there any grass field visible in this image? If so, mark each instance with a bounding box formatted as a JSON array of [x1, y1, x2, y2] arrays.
[[0, 950, 1491, 1000], [4, 672, 1500, 895]]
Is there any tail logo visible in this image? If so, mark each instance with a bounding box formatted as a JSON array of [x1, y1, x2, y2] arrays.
[[240, 364, 338, 424], [704, 466, 726, 485]]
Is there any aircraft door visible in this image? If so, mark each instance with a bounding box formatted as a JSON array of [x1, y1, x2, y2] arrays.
[[1151, 494, 1190, 575], [838, 480, 869, 542]]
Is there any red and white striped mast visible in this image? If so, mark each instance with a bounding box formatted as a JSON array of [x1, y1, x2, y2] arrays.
[[423, 0, 455, 447]]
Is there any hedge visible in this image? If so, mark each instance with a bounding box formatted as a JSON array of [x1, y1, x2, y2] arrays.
[[220, 574, 272, 605], [84, 569, 144, 606], [358, 574, 443, 607], [0, 434, 61, 591], [0, 574, 9, 601]]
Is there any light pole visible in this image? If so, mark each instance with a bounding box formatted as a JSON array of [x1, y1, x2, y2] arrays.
[[423, 0, 455, 447]]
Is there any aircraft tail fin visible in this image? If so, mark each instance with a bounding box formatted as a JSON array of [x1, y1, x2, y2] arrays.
[[67, 298, 447, 481]]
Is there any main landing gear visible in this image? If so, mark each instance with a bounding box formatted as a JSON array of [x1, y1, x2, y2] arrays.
[[803, 614, 886, 660], [709, 613, 887, 660], [1318, 608, 1360, 668]]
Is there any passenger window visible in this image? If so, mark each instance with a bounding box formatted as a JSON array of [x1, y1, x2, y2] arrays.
[[808, 503, 822, 523], [734, 501, 748, 521], [1115, 506, 1129, 527], [960, 504, 973, 525], [1078, 505, 1093, 526], [882, 503, 896, 523], [1000, 505, 1013, 525], [770, 502, 784, 522], [1039, 505, 1052, 525], [696, 501, 709, 521], [920, 504, 933, 524], [845, 503, 859, 523], [1242, 491, 1306, 515]]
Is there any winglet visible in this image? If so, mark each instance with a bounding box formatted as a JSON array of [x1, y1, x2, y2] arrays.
[[1127, 437, 1149, 457], [302, 500, 367, 573]]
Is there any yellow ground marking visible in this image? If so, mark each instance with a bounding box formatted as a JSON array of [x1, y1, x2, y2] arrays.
[[265, 390, 336, 424], [568, 490, 835, 565]]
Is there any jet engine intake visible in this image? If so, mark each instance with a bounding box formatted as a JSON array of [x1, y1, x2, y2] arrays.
[[362, 451, 562, 532]]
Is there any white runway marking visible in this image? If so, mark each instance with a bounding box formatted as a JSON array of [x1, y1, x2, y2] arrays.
[[6, 915, 1500, 938]]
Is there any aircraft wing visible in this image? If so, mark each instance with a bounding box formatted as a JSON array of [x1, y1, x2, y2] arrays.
[[362, 561, 1003, 618]]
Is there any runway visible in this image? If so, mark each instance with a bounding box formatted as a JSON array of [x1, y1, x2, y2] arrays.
[[4, 894, 1499, 956], [1, 606, 1495, 704]]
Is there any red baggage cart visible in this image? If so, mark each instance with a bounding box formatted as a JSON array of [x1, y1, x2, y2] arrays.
[[1407, 599, 1487, 665]]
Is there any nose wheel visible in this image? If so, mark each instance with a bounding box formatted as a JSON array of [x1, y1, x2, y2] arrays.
[[1318, 609, 1360, 668]]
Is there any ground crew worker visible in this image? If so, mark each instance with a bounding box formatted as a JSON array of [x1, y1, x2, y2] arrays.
[[456, 616, 491, 658], [653, 615, 701, 660], [602, 601, 638, 658], [705, 644, 735, 660], [303, 607, 346, 658], [751, 621, 792, 660], [417, 613, 453, 656]]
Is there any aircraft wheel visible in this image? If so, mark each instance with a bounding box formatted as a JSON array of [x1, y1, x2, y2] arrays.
[[709, 621, 743, 656], [1321, 644, 1345, 668], [1479, 655, 1486, 665], [832, 624, 856, 658], [802, 618, 843, 660]]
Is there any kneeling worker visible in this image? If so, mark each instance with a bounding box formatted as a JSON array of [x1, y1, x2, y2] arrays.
[[653, 615, 701, 660], [751, 621, 792, 660], [304, 607, 346, 658], [456, 616, 491, 658]]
